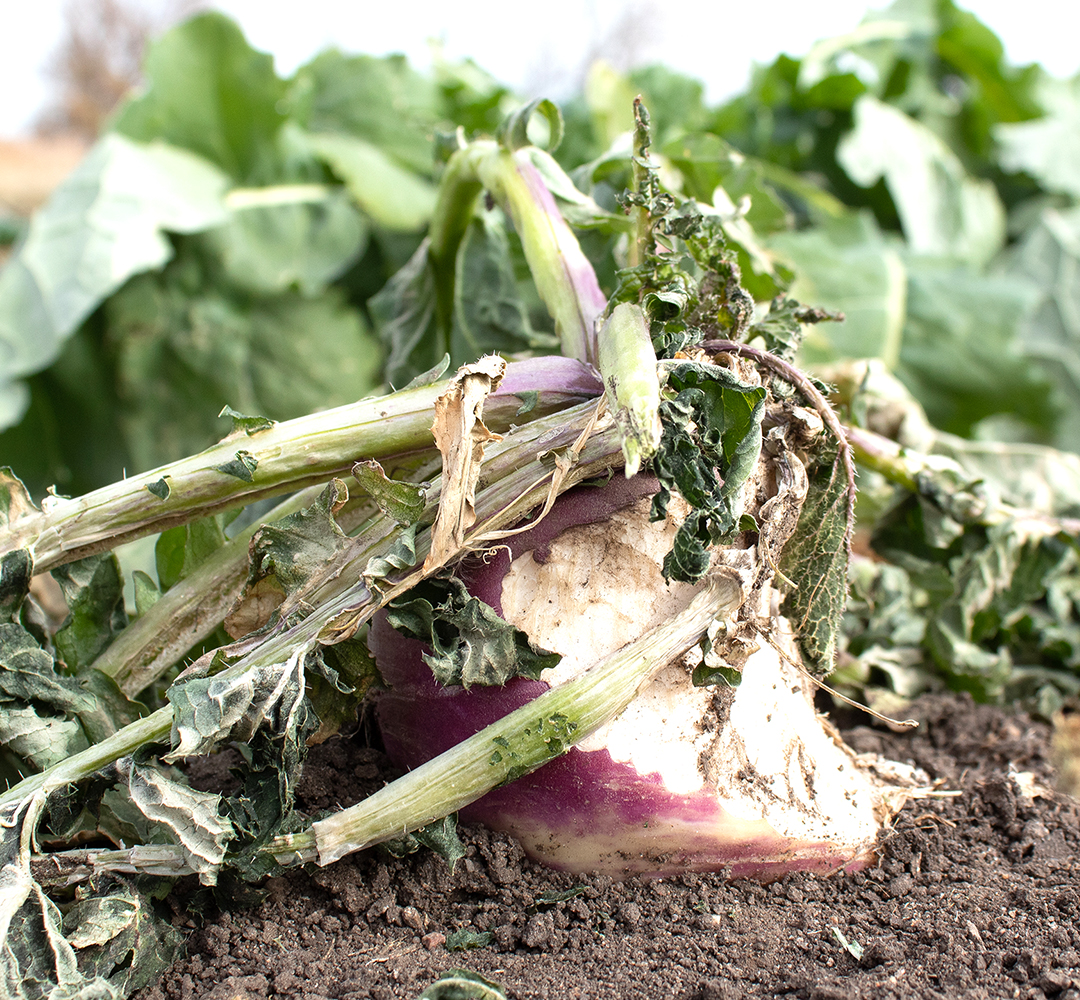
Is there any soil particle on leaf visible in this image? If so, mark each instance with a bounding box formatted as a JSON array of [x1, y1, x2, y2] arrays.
[[135, 695, 1080, 1000]]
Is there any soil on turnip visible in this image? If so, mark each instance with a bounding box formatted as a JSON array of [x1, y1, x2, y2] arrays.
[[134, 694, 1080, 1000]]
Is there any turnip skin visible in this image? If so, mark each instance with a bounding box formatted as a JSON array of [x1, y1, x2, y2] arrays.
[[372, 479, 893, 877]]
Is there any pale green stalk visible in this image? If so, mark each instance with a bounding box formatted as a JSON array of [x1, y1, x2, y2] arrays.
[[0, 375, 587, 574], [91, 486, 322, 696], [597, 302, 662, 477], [274, 578, 741, 866], [0, 402, 624, 815], [0, 708, 173, 811]]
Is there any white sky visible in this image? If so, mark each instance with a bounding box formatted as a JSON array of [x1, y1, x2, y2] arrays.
[[2, 0, 1078, 138]]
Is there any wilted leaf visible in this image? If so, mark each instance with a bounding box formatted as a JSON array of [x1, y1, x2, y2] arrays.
[[61, 882, 183, 995], [352, 461, 427, 526], [425, 356, 506, 573], [418, 968, 508, 1000], [0, 796, 118, 1000], [780, 453, 852, 673], [166, 646, 309, 759], [653, 362, 767, 582], [0, 623, 145, 773], [386, 576, 561, 688], [51, 554, 128, 671], [118, 758, 234, 884], [226, 481, 351, 637], [444, 929, 495, 952]]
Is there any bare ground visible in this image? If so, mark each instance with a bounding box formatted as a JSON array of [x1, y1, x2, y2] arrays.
[[134, 694, 1080, 1000]]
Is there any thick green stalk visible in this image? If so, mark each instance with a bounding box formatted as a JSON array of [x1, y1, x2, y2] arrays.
[[598, 302, 661, 477], [0, 401, 623, 814], [274, 578, 742, 866], [477, 149, 607, 365], [0, 367, 596, 573], [0, 708, 173, 811]]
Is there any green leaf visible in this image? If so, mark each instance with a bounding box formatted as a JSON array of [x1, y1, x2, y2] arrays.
[[418, 968, 508, 999], [110, 270, 383, 471], [309, 132, 438, 231], [997, 205, 1080, 452], [381, 813, 466, 872], [400, 354, 451, 390], [497, 98, 564, 153], [385, 577, 561, 688], [205, 190, 369, 295], [295, 50, 440, 176], [996, 76, 1080, 199], [451, 208, 538, 364], [0, 135, 228, 428], [51, 554, 128, 671], [896, 261, 1051, 438], [112, 12, 287, 181], [218, 405, 275, 436], [369, 238, 442, 388], [779, 453, 853, 673], [352, 461, 427, 526], [652, 362, 767, 583], [837, 95, 1005, 267], [132, 570, 161, 618], [156, 516, 227, 593], [770, 211, 907, 368], [692, 663, 743, 688], [213, 449, 259, 482], [146, 477, 171, 500]]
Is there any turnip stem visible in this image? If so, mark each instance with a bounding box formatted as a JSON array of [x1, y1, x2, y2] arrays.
[[0, 708, 173, 812], [275, 577, 742, 867], [597, 302, 662, 477], [0, 360, 600, 573]]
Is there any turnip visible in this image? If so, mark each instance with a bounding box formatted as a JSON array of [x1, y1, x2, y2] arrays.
[[370, 389, 920, 878]]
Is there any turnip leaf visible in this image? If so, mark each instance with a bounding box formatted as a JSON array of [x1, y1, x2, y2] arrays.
[[386, 577, 561, 688]]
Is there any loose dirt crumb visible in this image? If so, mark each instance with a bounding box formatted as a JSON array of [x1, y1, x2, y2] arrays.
[[136, 695, 1080, 1000]]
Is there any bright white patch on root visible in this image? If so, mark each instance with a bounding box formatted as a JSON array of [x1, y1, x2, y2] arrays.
[[499, 498, 717, 795], [708, 630, 881, 848], [500, 499, 894, 846]]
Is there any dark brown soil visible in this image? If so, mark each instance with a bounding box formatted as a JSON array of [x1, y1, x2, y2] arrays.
[[135, 695, 1080, 1000]]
